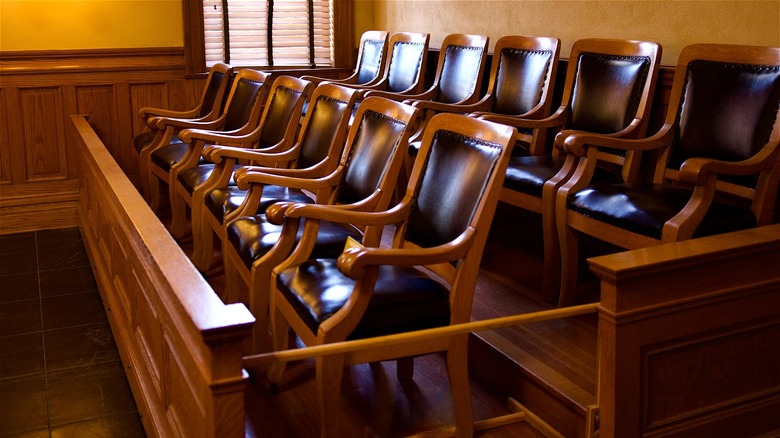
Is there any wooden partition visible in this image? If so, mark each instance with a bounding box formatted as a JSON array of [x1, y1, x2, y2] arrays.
[[69, 115, 254, 438], [590, 225, 780, 437]]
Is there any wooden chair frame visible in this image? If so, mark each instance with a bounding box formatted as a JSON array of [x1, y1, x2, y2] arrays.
[[301, 30, 389, 87], [267, 113, 516, 437]]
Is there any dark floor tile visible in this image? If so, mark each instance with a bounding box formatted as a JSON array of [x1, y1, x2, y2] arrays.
[[0, 272, 39, 303], [44, 323, 120, 372], [0, 374, 49, 435], [47, 361, 138, 427], [0, 299, 42, 337], [41, 291, 105, 331], [0, 427, 51, 437], [35, 228, 84, 251], [0, 251, 37, 276], [0, 232, 36, 256], [0, 332, 45, 379], [38, 246, 90, 271], [50, 412, 145, 438], [39, 266, 97, 298]]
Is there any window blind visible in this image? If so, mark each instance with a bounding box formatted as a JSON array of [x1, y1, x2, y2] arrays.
[[203, 0, 333, 68]]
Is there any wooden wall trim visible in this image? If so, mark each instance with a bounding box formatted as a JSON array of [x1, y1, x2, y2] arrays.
[[590, 224, 780, 438], [0, 47, 185, 76], [69, 115, 254, 438]]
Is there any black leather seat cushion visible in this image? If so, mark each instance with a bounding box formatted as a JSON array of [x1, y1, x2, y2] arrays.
[[150, 143, 206, 171], [134, 131, 182, 154], [177, 164, 222, 194], [568, 183, 757, 239], [206, 185, 313, 224], [226, 215, 360, 268], [277, 259, 450, 338], [503, 156, 568, 196]]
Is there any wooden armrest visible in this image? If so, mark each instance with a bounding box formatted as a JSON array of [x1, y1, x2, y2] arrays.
[[679, 140, 780, 185], [138, 106, 201, 119], [337, 227, 476, 279], [151, 115, 222, 131], [560, 124, 674, 156], [410, 99, 489, 114], [234, 166, 343, 191], [478, 105, 568, 131], [203, 142, 299, 164], [265, 193, 397, 226]]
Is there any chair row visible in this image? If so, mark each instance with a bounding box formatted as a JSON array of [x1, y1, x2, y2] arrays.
[[130, 39, 780, 436]]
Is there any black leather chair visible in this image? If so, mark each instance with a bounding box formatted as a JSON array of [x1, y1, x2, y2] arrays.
[[556, 43, 780, 307], [267, 113, 516, 437], [483, 38, 661, 303], [191, 84, 360, 272], [168, 76, 315, 239], [135, 63, 233, 197], [223, 96, 420, 353], [142, 69, 271, 213], [301, 30, 389, 87]]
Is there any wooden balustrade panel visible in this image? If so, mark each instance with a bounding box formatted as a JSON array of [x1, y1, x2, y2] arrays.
[[69, 115, 254, 438], [590, 225, 780, 438]]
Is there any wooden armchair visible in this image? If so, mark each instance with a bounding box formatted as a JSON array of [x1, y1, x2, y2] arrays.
[[301, 30, 389, 87], [135, 63, 233, 197], [486, 38, 661, 303], [191, 84, 360, 272], [142, 69, 272, 213], [338, 32, 430, 100], [266, 113, 516, 437], [222, 97, 420, 353], [167, 76, 315, 239], [556, 43, 780, 307]]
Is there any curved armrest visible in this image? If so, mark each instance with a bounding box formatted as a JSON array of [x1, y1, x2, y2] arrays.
[[337, 227, 476, 279], [478, 105, 568, 131], [267, 197, 409, 227], [203, 142, 298, 164], [560, 124, 674, 156], [138, 106, 201, 120], [235, 166, 343, 191], [679, 140, 780, 185], [151, 115, 223, 131], [410, 98, 490, 114]]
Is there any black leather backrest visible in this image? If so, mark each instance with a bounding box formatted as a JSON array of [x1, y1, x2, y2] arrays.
[[356, 40, 386, 85], [198, 71, 227, 117], [387, 42, 426, 92], [257, 86, 303, 149], [670, 60, 780, 174], [223, 78, 264, 131], [336, 110, 408, 204], [406, 130, 502, 248], [437, 45, 485, 103], [296, 95, 350, 169], [492, 49, 552, 115], [569, 53, 650, 134]]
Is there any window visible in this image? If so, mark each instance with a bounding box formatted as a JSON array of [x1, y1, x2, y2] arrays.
[[183, 0, 353, 73]]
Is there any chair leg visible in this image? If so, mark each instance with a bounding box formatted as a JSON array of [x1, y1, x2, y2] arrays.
[[223, 255, 243, 304], [267, 305, 290, 385], [168, 186, 189, 239], [193, 221, 216, 272], [316, 354, 346, 438], [148, 173, 162, 213], [558, 224, 579, 308], [396, 356, 414, 384], [247, 265, 273, 354], [541, 212, 562, 305], [447, 335, 474, 438]]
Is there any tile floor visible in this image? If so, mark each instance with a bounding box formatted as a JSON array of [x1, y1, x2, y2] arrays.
[[0, 228, 145, 437]]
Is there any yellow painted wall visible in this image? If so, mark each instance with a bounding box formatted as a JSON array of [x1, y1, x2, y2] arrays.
[[0, 0, 182, 51], [370, 0, 780, 65]]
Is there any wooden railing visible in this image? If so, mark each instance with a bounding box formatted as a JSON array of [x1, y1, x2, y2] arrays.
[[69, 114, 254, 438], [590, 224, 780, 437]]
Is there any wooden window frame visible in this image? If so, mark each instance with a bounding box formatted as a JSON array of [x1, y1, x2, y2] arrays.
[[182, 0, 354, 74]]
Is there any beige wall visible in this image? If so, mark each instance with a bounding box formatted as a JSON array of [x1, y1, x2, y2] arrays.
[[368, 0, 780, 65], [0, 0, 182, 51]]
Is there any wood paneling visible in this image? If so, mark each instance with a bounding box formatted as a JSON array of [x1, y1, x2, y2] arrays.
[[69, 115, 254, 438], [0, 48, 193, 234]]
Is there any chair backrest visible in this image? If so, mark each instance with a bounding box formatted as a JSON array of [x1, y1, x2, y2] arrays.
[[253, 75, 315, 151], [488, 35, 560, 117], [293, 84, 360, 170], [197, 63, 234, 118], [383, 32, 430, 94], [354, 31, 389, 85], [428, 34, 489, 104], [658, 43, 780, 223], [221, 69, 271, 132], [562, 39, 660, 137], [398, 114, 515, 320], [332, 97, 419, 206]]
